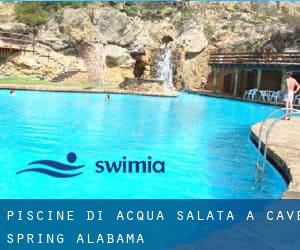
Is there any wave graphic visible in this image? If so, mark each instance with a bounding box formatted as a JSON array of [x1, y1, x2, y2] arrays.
[[16, 153, 84, 178], [28, 160, 84, 171], [16, 168, 82, 178]]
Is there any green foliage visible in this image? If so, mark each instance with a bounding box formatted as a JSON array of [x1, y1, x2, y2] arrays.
[[281, 6, 289, 14], [123, 2, 176, 20], [233, 3, 243, 12], [15, 2, 88, 27], [204, 23, 215, 41], [124, 8, 140, 18], [233, 3, 249, 13], [221, 24, 229, 30], [279, 14, 300, 26], [257, 15, 268, 22], [15, 3, 50, 27], [0, 76, 53, 85], [239, 16, 257, 25], [180, 8, 193, 19], [43, 2, 87, 11]]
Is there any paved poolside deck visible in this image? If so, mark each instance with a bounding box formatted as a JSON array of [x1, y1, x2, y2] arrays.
[[251, 118, 300, 199]]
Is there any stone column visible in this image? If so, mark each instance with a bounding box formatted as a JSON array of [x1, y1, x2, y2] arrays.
[[280, 68, 286, 91], [233, 67, 239, 96], [80, 43, 106, 85], [256, 68, 262, 89], [212, 67, 217, 93]]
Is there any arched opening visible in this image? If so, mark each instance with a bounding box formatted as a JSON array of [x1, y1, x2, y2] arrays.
[[161, 35, 174, 44], [131, 51, 147, 79]]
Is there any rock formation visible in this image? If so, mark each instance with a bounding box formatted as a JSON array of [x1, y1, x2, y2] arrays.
[[0, 2, 299, 90]]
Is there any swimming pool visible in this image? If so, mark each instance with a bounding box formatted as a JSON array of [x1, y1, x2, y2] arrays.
[[0, 90, 286, 198]]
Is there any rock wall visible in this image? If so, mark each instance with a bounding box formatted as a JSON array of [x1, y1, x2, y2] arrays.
[[0, 46, 86, 80], [0, 2, 299, 89]]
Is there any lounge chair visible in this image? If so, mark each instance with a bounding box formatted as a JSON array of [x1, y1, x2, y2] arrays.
[[295, 95, 300, 105], [270, 91, 282, 103], [259, 90, 271, 101], [243, 88, 258, 100]]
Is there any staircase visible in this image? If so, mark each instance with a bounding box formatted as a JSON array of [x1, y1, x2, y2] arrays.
[[51, 70, 82, 83]]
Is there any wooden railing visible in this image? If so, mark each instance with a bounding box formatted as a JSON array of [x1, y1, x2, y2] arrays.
[[0, 30, 35, 52], [209, 52, 300, 65]]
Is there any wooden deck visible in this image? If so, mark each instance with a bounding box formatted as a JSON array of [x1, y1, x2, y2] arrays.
[[209, 52, 300, 70]]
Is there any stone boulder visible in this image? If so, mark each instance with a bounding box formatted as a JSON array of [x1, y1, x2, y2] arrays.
[[36, 17, 67, 51], [105, 45, 134, 68], [12, 56, 39, 69], [120, 78, 163, 89], [92, 7, 129, 43], [176, 20, 208, 55], [180, 49, 210, 89], [269, 26, 300, 52], [58, 8, 100, 44], [119, 77, 177, 96], [121, 20, 157, 51], [37, 29, 69, 51], [0, 22, 29, 33], [0, 44, 87, 80]]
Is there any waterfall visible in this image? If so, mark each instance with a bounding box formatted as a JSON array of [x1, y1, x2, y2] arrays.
[[157, 46, 175, 91], [94, 43, 106, 85]]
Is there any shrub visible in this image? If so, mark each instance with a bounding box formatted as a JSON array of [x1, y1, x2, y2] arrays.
[[281, 6, 289, 14], [15, 3, 50, 27], [279, 14, 300, 26], [204, 23, 215, 40], [124, 8, 140, 18], [180, 8, 193, 19], [15, 2, 88, 27]]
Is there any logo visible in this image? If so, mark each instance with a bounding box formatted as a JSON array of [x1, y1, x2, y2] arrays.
[[16, 152, 85, 178], [17, 154, 165, 178]]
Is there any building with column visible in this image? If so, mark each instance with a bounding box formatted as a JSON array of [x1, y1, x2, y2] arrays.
[[207, 52, 300, 97]]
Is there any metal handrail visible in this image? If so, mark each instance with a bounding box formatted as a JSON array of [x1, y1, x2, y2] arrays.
[[0, 36, 32, 44], [256, 108, 300, 171], [261, 110, 300, 170], [0, 30, 32, 38], [0, 31, 34, 53]]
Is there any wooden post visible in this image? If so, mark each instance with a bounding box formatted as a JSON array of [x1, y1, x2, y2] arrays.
[[9, 33, 12, 52], [256, 68, 262, 89], [212, 67, 217, 93], [280, 68, 286, 91], [230, 72, 235, 94], [32, 36, 35, 54], [233, 67, 239, 96]]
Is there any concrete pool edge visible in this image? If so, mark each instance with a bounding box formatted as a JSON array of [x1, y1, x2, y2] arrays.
[[185, 90, 285, 107], [0, 84, 178, 98], [251, 119, 300, 199]]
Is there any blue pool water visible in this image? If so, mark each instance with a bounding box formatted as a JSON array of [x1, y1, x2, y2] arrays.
[[0, 90, 286, 198]]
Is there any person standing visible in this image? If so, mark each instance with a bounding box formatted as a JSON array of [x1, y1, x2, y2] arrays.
[[284, 72, 300, 120]]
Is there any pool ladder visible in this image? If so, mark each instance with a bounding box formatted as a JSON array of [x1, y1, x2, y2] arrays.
[[255, 108, 300, 184]]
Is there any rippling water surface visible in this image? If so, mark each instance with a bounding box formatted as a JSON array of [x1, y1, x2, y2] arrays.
[[0, 90, 286, 198]]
